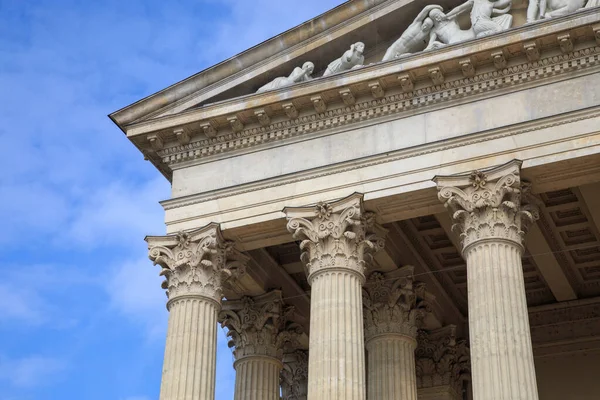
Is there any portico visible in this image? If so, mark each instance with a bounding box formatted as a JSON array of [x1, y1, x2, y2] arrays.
[[110, 1, 600, 399]]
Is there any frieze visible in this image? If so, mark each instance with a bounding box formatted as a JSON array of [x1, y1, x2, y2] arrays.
[[160, 105, 600, 212], [157, 43, 600, 167], [529, 299, 600, 347]]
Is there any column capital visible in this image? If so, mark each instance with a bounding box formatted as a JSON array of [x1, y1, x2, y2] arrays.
[[219, 290, 302, 361], [363, 266, 430, 342], [433, 160, 539, 252], [281, 350, 309, 400], [416, 325, 471, 396], [146, 222, 248, 306], [284, 193, 386, 282]]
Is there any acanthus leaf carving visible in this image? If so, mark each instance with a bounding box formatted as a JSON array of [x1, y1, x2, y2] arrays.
[[434, 160, 540, 251], [363, 266, 430, 340], [284, 194, 385, 281], [219, 290, 303, 360], [416, 325, 471, 394], [146, 223, 248, 305], [281, 350, 308, 400]]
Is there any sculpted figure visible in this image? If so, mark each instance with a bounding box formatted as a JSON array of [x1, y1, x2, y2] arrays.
[[257, 62, 314, 93], [444, 0, 513, 38], [586, 0, 600, 8], [323, 42, 365, 77], [527, 0, 586, 22], [382, 5, 444, 61], [424, 8, 476, 50]]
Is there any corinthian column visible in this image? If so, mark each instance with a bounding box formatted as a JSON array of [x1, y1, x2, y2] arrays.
[[434, 160, 540, 400], [363, 266, 428, 400], [284, 193, 385, 400], [281, 350, 308, 400], [416, 325, 471, 400], [146, 223, 247, 400], [219, 290, 301, 400]]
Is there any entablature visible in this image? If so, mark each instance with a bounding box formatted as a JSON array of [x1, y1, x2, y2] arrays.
[[124, 10, 600, 180]]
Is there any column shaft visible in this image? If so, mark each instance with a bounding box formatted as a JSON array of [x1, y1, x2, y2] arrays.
[[465, 240, 538, 400], [234, 356, 282, 400], [366, 335, 417, 400], [308, 270, 366, 400], [434, 161, 540, 400], [147, 225, 248, 400], [160, 297, 218, 400]]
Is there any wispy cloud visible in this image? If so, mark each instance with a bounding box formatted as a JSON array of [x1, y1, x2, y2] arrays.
[[0, 355, 67, 388], [1, 0, 345, 399]]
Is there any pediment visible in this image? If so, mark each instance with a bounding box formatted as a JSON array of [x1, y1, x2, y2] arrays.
[[110, 0, 600, 181], [110, 0, 475, 127]]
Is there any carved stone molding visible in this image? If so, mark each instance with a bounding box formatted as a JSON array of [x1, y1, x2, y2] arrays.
[[219, 290, 302, 360], [530, 299, 600, 351], [146, 223, 248, 306], [281, 350, 308, 400], [157, 43, 600, 168], [284, 193, 386, 282], [363, 265, 429, 341], [434, 160, 540, 252], [161, 105, 600, 212], [416, 325, 471, 395]]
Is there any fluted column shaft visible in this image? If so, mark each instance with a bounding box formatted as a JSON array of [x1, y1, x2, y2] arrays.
[[147, 224, 248, 400], [308, 268, 366, 400], [285, 194, 386, 400], [366, 334, 417, 400], [435, 161, 540, 400], [220, 290, 299, 400], [234, 356, 283, 400], [363, 267, 425, 400], [160, 296, 219, 400], [464, 240, 537, 400]]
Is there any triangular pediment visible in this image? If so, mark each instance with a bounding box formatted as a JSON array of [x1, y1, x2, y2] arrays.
[[110, 0, 600, 182], [110, 0, 477, 128]]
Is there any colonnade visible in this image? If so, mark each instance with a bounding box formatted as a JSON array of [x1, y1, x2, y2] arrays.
[[146, 160, 539, 400]]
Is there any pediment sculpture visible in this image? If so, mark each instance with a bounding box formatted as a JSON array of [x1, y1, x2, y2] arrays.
[[382, 5, 444, 61], [257, 0, 600, 93], [323, 41, 365, 76], [256, 61, 315, 93], [527, 0, 594, 22]]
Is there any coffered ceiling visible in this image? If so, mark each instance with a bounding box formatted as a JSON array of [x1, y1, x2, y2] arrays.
[[238, 182, 600, 336]]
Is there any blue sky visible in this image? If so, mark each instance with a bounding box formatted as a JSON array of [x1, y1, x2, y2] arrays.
[[0, 0, 344, 398]]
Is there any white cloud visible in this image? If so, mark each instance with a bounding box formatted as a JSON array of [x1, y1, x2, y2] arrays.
[[63, 177, 170, 249], [0, 283, 46, 326], [107, 256, 168, 340], [0, 264, 94, 328], [0, 355, 67, 388]]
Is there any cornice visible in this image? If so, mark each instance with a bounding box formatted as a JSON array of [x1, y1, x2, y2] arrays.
[[131, 17, 600, 182], [529, 297, 600, 353], [126, 10, 600, 147]]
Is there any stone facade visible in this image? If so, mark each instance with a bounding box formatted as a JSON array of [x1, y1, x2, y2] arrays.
[[112, 1, 600, 399]]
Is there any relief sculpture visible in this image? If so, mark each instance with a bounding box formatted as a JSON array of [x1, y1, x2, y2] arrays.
[[382, 5, 443, 61], [257, 61, 315, 93], [323, 42, 366, 76], [258, 0, 600, 93], [527, 0, 588, 22]]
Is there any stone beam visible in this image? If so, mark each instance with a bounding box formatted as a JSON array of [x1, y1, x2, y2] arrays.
[[579, 182, 600, 239], [526, 223, 577, 301], [246, 248, 311, 327], [387, 222, 466, 328]]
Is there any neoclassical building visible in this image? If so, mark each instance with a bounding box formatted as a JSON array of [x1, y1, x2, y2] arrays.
[[110, 1, 600, 399]]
